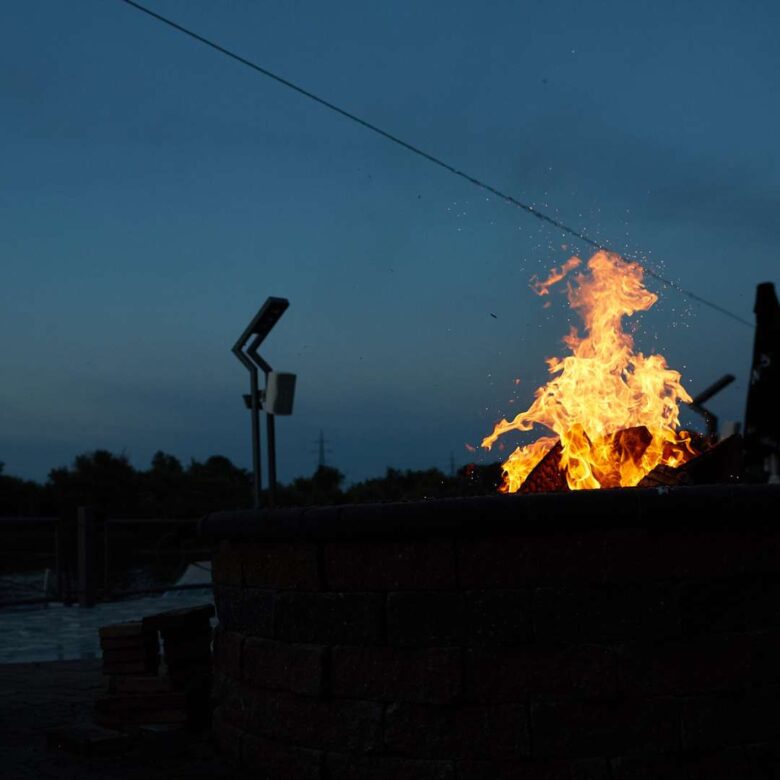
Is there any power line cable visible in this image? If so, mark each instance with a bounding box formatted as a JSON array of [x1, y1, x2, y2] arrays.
[[117, 0, 754, 329]]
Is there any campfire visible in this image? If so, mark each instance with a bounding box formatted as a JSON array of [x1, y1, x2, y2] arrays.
[[482, 250, 709, 492]]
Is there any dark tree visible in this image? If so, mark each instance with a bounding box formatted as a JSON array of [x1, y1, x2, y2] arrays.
[[46, 450, 140, 517], [345, 467, 453, 503], [183, 455, 252, 514], [137, 451, 187, 518], [1, 451, 505, 518], [278, 465, 345, 506], [0, 461, 44, 515]]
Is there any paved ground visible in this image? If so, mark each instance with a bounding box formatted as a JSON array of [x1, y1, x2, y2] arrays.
[[0, 575, 213, 664], [0, 660, 242, 779]]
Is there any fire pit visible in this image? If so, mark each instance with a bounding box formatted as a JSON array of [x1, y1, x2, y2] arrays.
[[202, 254, 779, 775], [202, 483, 780, 777], [482, 251, 703, 493]]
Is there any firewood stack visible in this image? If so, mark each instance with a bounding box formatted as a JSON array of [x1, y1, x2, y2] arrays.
[[515, 430, 742, 493], [95, 604, 215, 732]]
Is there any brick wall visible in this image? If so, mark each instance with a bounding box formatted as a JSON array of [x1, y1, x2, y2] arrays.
[[205, 486, 780, 778]]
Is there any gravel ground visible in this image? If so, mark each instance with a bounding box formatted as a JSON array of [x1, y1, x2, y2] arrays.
[[0, 660, 243, 779]]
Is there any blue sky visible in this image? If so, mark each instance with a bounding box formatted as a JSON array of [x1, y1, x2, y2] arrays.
[[1, 0, 778, 484]]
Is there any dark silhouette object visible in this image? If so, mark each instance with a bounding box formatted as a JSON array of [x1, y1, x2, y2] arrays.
[[744, 282, 780, 482]]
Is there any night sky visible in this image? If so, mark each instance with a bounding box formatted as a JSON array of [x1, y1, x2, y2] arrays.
[[2, 0, 778, 484]]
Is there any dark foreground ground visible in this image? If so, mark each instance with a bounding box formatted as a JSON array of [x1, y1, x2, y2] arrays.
[[0, 660, 242, 779]]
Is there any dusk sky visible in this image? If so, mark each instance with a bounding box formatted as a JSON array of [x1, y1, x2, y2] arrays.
[[1, 0, 778, 485]]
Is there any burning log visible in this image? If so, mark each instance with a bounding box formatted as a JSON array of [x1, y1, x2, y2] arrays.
[[519, 441, 567, 493], [515, 431, 741, 493], [516, 426, 709, 493], [635, 463, 688, 488], [638, 434, 743, 488]]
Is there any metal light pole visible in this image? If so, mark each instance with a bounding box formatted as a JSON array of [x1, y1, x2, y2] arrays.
[[247, 334, 277, 505], [232, 297, 294, 508], [232, 341, 262, 508]]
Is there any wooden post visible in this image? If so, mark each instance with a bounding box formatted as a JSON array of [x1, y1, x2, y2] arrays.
[[104, 519, 111, 599], [78, 506, 96, 608], [55, 517, 63, 603]]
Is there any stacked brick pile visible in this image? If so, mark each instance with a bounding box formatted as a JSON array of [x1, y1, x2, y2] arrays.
[[95, 621, 182, 729], [95, 604, 214, 731]]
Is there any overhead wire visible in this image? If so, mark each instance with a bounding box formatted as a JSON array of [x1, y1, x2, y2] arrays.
[[117, 0, 754, 329]]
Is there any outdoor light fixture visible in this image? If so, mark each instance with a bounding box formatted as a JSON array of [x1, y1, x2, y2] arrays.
[[232, 297, 296, 508]]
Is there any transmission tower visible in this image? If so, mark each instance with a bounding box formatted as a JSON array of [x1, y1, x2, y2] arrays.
[[314, 430, 332, 469]]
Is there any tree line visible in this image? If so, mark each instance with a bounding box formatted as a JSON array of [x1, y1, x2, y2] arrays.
[[0, 451, 503, 518]]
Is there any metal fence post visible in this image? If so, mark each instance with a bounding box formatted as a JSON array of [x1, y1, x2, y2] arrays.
[[103, 518, 111, 600], [78, 506, 96, 607], [55, 516, 63, 602]]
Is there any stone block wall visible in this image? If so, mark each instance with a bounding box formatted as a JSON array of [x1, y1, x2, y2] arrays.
[[204, 485, 780, 778]]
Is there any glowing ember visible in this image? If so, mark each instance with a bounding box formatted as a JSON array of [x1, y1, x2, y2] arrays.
[[482, 250, 698, 491]]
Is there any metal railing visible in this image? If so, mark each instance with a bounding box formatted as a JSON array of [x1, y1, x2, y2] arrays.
[[0, 515, 63, 607], [0, 509, 212, 609], [102, 515, 210, 602]]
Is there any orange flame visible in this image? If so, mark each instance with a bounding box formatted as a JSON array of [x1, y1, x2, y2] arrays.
[[482, 250, 697, 491], [530, 256, 581, 296]]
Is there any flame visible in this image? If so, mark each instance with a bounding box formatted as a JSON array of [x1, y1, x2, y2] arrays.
[[482, 250, 697, 491], [530, 256, 581, 296]]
